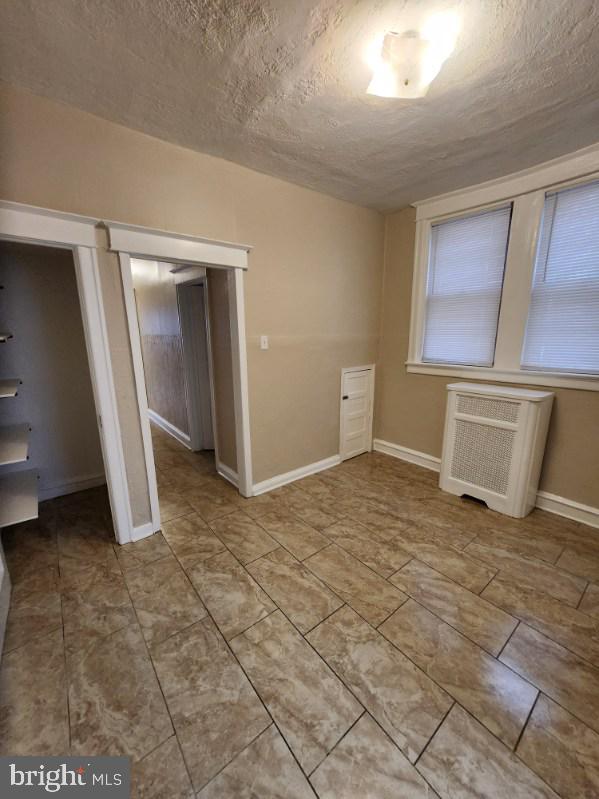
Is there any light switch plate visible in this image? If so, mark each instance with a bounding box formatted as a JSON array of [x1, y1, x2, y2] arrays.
[[260, 335, 269, 350]]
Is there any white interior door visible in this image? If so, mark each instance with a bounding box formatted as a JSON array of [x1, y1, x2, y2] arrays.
[[340, 366, 374, 461]]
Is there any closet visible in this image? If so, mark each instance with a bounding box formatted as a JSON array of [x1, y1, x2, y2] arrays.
[[0, 241, 105, 525]]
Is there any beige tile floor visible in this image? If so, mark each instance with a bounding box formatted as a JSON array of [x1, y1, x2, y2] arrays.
[[2, 423, 599, 798]]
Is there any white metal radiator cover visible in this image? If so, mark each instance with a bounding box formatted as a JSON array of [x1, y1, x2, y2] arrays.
[[440, 383, 554, 518]]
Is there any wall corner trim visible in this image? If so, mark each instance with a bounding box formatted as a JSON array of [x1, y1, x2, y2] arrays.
[[147, 409, 191, 450], [373, 438, 599, 529], [252, 454, 342, 496]]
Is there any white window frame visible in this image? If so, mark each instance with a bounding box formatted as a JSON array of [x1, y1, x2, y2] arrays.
[[407, 143, 599, 391]]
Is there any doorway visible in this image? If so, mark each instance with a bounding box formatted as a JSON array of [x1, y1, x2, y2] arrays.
[[339, 365, 375, 461], [121, 249, 251, 535]]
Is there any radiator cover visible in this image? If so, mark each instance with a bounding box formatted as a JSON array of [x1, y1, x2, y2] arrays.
[[440, 383, 554, 517]]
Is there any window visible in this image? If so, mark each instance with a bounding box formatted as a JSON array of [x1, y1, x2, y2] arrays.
[[521, 180, 599, 374], [422, 206, 511, 367], [408, 157, 599, 391]]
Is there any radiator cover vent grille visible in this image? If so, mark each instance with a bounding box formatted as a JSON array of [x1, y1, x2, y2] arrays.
[[440, 383, 554, 518], [456, 394, 519, 423], [451, 419, 515, 495]]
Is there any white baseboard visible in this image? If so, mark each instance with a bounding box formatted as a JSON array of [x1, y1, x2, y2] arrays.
[[148, 409, 191, 450], [39, 473, 106, 502], [373, 438, 599, 530], [253, 454, 341, 496], [373, 439, 441, 472], [217, 461, 239, 488], [536, 491, 599, 529]]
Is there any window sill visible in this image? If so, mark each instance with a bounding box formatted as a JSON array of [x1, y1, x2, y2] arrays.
[[405, 362, 599, 392]]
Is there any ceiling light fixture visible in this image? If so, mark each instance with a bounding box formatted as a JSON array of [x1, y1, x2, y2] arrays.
[[366, 10, 460, 99]]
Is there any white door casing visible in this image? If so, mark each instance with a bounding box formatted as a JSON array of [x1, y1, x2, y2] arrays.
[[340, 365, 375, 461], [0, 201, 133, 545]]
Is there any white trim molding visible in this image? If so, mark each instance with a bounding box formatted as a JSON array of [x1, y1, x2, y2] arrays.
[[373, 439, 441, 471], [228, 268, 253, 497], [106, 221, 250, 270], [147, 409, 191, 449], [405, 362, 599, 392], [536, 491, 599, 530], [0, 200, 99, 248], [414, 141, 599, 221], [408, 146, 599, 392], [119, 253, 161, 537], [0, 199, 135, 546], [253, 454, 341, 496], [373, 439, 599, 529]]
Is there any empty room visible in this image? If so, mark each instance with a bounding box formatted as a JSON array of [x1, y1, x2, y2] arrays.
[[0, 1, 598, 797]]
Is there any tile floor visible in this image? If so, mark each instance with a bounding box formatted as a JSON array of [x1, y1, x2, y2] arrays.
[[1, 424, 599, 797]]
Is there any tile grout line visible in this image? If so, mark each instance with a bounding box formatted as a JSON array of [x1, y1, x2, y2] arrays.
[[511, 690, 540, 753], [413, 699, 456, 767], [473, 575, 599, 669], [497, 619, 521, 659], [306, 710, 367, 779], [383, 566, 518, 660], [115, 547, 194, 790], [157, 519, 326, 791]]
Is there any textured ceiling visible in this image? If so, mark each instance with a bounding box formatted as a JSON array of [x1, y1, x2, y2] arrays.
[[1, 0, 599, 210]]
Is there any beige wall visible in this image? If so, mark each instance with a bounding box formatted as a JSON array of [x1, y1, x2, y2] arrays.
[[132, 259, 188, 435], [206, 269, 237, 472], [0, 83, 384, 521], [376, 206, 599, 508], [0, 241, 104, 495]]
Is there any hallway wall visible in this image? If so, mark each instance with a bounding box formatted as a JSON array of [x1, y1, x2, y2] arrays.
[[131, 259, 189, 438]]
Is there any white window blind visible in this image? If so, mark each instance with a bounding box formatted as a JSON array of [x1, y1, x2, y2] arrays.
[[522, 180, 599, 374], [422, 205, 511, 367]]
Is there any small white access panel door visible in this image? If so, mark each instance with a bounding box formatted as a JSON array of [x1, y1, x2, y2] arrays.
[[340, 366, 374, 461]]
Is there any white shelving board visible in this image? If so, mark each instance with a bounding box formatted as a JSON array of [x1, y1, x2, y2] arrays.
[[0, 424, 30, 466], [0, 470, 38, 527], [0, 379, 20, 398]]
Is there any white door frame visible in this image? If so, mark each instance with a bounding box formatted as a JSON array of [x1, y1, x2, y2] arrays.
[[0, 201, 133, 544], [109, 222, 254, 540], [339, 364, 375, 461]]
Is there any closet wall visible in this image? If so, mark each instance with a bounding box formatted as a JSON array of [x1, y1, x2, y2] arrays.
[[0, 241, 104, 499]]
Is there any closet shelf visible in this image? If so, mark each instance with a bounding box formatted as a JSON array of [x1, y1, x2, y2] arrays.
[[0, 470, 38, 528], [0, 333, 14, 343], [0, 424, 31, 466], [0, 379, 21, 398]]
